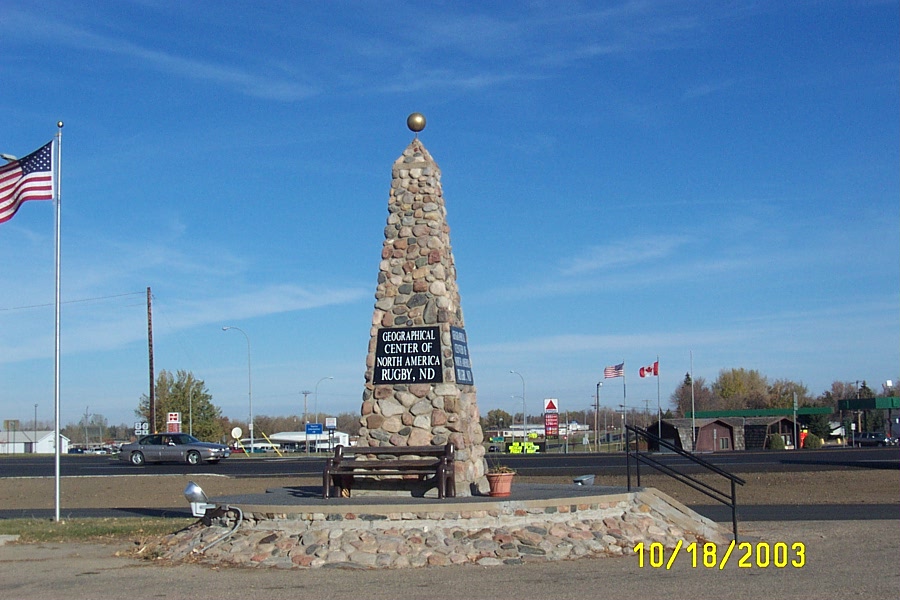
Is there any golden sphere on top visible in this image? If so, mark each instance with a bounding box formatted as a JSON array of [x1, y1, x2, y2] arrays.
[[407, 113, 426, 133]]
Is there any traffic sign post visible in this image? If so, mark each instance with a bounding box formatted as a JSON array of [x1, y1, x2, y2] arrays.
[[166, 412, 182, 433], [324, 417, 337, 451], [306, 423, 324, 454], [543, 398, 560, 446]]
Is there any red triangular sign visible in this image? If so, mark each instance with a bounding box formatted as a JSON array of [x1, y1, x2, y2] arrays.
[[545, 399, 557, 411]]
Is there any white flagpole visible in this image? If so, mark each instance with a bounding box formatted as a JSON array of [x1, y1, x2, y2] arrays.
[[622, 361, 627, 450], [53, 122, 63, 522], [656, 355, 661, 440], [690, 350, 695, 451]]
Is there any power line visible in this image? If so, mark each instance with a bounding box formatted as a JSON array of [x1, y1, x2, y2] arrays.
[[0, 291, 145, 312]]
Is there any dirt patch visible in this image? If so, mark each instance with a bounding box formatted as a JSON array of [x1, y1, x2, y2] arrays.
[[2, 468, 897, 510]]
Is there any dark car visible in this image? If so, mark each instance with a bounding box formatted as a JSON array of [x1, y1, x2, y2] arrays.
[[853, 432, 892, 447], [118, 433, 231, 466]]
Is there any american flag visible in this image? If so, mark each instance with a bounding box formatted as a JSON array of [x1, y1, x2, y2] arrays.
[[0, 141, 54, 224], [604, 362, 624, 378]]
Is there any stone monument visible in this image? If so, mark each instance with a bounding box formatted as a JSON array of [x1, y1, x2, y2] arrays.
[[357, 114, 488, 496]]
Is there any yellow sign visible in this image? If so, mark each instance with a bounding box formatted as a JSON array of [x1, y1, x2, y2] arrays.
[[508, 441, 540, 454]]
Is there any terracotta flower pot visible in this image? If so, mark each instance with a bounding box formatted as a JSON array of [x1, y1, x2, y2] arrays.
[[486, 472, 514, 497]]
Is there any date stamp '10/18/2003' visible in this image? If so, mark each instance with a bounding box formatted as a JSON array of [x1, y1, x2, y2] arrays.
[[634, 541, 806, 569]]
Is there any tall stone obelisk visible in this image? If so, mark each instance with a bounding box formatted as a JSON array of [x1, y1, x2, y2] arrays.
[[358, 114, 488, 496]]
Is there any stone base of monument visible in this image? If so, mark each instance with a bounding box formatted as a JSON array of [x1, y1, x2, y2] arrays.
[[149, 485, 732, 569]]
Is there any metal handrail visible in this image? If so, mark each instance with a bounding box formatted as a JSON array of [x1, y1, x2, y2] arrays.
[[625, 424, 745, 541]]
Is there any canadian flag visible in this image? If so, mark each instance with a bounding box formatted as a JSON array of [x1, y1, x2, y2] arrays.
[[639, 361, 659, 378]]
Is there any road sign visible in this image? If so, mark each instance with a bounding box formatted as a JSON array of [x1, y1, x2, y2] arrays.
[[306, 423, 324, 435], [134, 421, 149, 436]]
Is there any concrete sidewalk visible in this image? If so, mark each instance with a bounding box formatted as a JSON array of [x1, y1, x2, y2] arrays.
[[1, 519, 897, 600]]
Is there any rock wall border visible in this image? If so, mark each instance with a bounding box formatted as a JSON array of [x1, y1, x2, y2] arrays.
[[151, 490, 730, 569]]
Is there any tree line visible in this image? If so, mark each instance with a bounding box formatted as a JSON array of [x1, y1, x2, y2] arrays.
[[61, 367, 895, 446], [669, 368, 893, 437]]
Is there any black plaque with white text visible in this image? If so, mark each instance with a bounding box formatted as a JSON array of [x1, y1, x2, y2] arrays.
[[373, 326, 443, 385], [450, 326, 474, 385]]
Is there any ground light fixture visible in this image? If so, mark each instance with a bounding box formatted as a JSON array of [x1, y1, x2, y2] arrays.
[[183, 481, 217, 517], [182, 481, 244, 553]]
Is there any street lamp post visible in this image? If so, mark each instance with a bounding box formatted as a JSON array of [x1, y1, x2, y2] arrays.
[[314, 377, 333, 425], [510, 370, 526, 447], [34, 404, 38, 454], [222, 326, 253, 453]]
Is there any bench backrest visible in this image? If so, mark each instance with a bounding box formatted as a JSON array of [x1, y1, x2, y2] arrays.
[[331, 443, 454, 464]]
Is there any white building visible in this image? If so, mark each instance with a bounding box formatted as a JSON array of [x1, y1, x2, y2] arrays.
[[231, 431, 352, 453], [0, 430, 71, 454], [267, 430, 351, 452]]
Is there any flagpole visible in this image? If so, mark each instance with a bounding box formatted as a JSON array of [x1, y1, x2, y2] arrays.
[[53, 121, 63, 522], [622, 361, 627, 451], [690, 350, 695, 451], [656, 355, 661, 439]]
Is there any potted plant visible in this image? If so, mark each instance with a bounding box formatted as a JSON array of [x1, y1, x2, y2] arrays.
[[485, 464, 516, 497]]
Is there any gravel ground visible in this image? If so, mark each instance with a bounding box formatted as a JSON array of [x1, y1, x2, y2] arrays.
[[1, 519, 897, 600], [1, 467, 897, 600]]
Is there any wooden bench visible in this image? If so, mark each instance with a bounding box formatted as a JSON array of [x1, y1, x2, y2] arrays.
[[322, 443, 455, 499]]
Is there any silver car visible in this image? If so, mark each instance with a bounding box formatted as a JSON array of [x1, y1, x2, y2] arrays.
[[118, 433, 231, 466]]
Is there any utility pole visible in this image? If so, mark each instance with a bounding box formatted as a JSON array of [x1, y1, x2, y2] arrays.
[[83, 406, 90, 448], [147, 287, 156, 433], [301, 391, 311, 426]]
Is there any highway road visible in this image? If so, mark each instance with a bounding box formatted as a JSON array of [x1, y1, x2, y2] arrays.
[[1, 446, 896, 479]]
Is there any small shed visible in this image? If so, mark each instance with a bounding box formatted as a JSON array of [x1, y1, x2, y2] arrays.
[[743, 417, 798, 449], [647, 418, 739, 452]]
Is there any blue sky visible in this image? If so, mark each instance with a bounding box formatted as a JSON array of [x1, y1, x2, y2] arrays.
[[1, 1, 897, 430]]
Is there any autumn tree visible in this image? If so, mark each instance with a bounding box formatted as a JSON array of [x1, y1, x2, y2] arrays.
[[767, 379, 813, 409], [137, 370, 223, 442], [482, 409, 514, 429], [334, 412, 361, 436], [818, 381, 864, 404], [712, 368, 768, 409], [670, 372, 716, 415]]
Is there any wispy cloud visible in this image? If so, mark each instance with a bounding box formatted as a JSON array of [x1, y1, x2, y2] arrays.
[[560, 235, 690, 276], [375, 69, 545, 94], [0, 282, 369, 364], [170, 284, 369, 330], [478, 329, 747, 357], [469, 253, 755, 305], [3, 9, 318, 102]]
